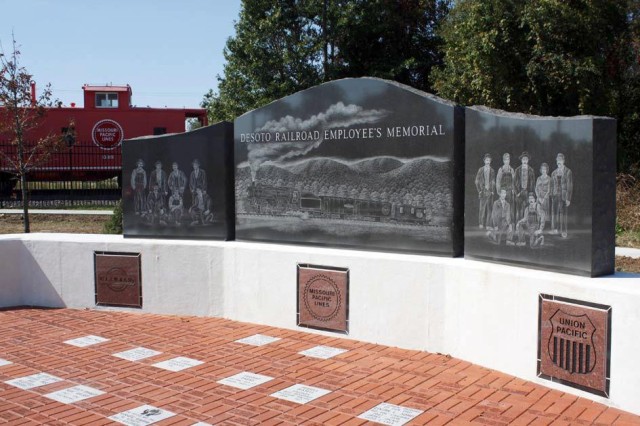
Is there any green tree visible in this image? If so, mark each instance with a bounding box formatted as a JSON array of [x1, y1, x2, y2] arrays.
[[328, 0, 451, 92], [203, 0, 322, 122], [204, 0, 451, 121], [0, 36, 67, 232], [612, 1, 640, 173], [432, 0, 629, 116]]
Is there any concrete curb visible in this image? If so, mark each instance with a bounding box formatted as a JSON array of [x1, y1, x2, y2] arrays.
[[0, 209, 113, 215], [616, 247, 640, 259]]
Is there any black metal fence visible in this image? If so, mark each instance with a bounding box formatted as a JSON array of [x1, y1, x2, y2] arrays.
[[0, 142, 122, 208]]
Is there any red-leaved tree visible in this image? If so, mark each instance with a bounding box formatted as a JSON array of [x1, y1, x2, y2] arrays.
[[0, 35, 68, 232]]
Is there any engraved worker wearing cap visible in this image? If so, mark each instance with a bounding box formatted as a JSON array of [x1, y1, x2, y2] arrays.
[[495, 153, 516, 224], [535, 163, 551, 225], [146, 184, 167, 226], [189, 159, 207, 207], [514, 151, 536, 223], [516, 192, 545, 248], [149, 160, 168, 197], [130, 159, 147, 215], [551, 153, 573, 238], [190, 187, 213, 225], [168, 161, 187, 197], [475, 153, 496, 229], [168, 188, 184, 226], [488, 188, 514, 245]]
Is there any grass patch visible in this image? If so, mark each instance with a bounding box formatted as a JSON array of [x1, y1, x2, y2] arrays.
[[616, 230, 640, 248], [616, 174, 640, 249]]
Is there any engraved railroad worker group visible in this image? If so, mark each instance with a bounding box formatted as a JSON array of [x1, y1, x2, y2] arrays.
[[475, 153, 496, 229], [551, 153, 573, 238], [129, 157, 214, 227], [476, 152, 575, 247], [514, 152, 536, 223]]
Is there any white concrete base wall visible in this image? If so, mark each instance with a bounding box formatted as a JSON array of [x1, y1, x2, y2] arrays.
[[1, 234, 639, 415]]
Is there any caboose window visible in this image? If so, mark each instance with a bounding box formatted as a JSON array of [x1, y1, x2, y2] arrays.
[[95, 93, 118, 108], [300, 198, 321, 209]]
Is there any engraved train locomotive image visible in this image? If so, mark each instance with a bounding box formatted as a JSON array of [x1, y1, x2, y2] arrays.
[[246, 182, 429, 224]]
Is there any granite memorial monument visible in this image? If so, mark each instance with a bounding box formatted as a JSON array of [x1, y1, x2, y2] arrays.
[[234, 77, 464, 255], [122, 122, 234, 239], [465, 106, 615, 276]]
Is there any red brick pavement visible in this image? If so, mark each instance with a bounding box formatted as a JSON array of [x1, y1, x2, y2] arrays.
[[0, 308, 637, 425]]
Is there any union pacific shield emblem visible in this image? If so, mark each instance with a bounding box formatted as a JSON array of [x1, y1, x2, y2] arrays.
[[548, 309, 596, 374]]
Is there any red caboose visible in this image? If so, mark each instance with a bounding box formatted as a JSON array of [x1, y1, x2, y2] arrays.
[[0, 84, 208, 186]]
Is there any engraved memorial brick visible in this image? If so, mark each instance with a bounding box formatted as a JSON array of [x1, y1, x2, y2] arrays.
[[64, 335, 109, 347], [112, 347, 161, 362], [538, 294, 611, 396], [217, 372, 273, 390], [297, 264, 348, 333], [270, 384, 331, 404], [234, 334, 281, 346], [5, 373, 63, 390], [358, 402, 424, 426], [44, 385, 105, 404], [95, 252, 142, 308], [299, 345, 348, 359], [151, 357, 203, 372], [108, 405, 175, 426]]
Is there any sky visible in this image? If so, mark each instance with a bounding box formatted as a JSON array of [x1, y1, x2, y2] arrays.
[[0, 0, 242, 109]]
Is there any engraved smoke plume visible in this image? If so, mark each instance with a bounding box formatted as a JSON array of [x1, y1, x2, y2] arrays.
[[247, 102, 388, 181]]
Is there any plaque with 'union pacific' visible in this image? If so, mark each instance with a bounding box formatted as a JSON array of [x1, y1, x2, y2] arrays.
[[538, 294, 611, 397]]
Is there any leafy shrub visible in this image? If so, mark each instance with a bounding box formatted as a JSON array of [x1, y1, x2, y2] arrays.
[[103, 199, 123, 234]]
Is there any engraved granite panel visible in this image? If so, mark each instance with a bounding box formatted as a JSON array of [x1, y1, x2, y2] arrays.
[[235, 77, 464, 256], [122, 122, 234, 240], [465, 106, 615, 276]]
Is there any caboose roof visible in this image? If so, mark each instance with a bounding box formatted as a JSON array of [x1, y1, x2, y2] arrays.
[[82, 85, 130, 92]]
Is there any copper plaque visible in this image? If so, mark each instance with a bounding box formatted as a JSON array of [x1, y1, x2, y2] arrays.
[[297, 264, 348, 334], [94, 252, 142, 308], [538, 294, 611, 396]]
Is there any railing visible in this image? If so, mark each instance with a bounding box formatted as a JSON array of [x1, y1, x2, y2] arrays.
[[0, 142, 122, 208]]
